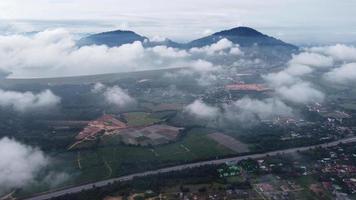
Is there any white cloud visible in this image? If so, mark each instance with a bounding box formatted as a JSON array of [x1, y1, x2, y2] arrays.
[[190, 59, 216, 73], [263, 57, 315, 88], [91, 82, 106, 93], [0, 29, 166, 78], [149, 35, 167, 42], [289, 52, 333, 68], [149, 45, 189, 58], [0, 29, 245, 78], [104, 86, 135, 107], [263, 50, 326, 105], [184, 99, 219, 119], [324, 63, 356, 84], [185, 97, 293, 123], [202, 29, 213, 36], [42, 172, 70, 188], [190, 38, 242, 56], [92, 83, 135, 108], [284, 64, 313, 76], [224, 97, 293, 122], [263, 71, 299, 87], [0, 89, 61, 112], [0, 137, 48, 194], [229, 47, 243, 55], [310, 44, 356, 62], [276, 82, 324, 104]]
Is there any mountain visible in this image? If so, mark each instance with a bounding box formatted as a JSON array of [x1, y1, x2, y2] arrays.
[[146, 39, 183, 48], [77, 27, 297, 52], [186, 27, 297, 49], [77, 30, 148, 47]]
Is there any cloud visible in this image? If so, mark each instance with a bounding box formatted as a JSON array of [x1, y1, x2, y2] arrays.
[[224, 97, 293, 122], [0, 89, 61, 112], [276, 82, 324, 104], [184, 97, 293, 124], [91, 82, 106, 93], [149, 35, 167, 42], [92, 83, 135, 108], [42, 172, 70, 188], [104, 86, 135, 107], [324, 62, 356, 84], [0, 137, 48, 194], [190, 59, 216, 72], [263, 71, 299, 87], [263, 52, 318, 87], [0, 29, 160, 78], [149, 45, 189, 58], [190, 38, 242, 56], [310, 44, 356, 62], [284, 64, 313, 76], [0, 0, 356, 44], [289, 52, 333, 68], [0, 68, 11, 79], [263, 50, 326, 105], [0, 29, 245, 78], [184, 99, 219, 119], [197, 73, 218, 86]]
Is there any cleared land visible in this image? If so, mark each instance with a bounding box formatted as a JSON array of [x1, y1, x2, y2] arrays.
[[71, 114, 183, 148], [76, 114, 127, 140], [208, 132, 249, 153], [113, 124, 183, 146], [225, 83, 269, 92]]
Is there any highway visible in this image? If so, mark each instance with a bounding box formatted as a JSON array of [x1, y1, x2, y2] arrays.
[[24, 136, 356, 200]]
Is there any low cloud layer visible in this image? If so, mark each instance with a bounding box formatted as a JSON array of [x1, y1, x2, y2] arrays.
[[289, 52, 333, 68], [263, 50, 329, 104], [224, 97, 293, 123], [185, 97, 293, 124], [92, 83, 135, 108], [310, 44, 356, 62], [0, 89, 61, 112], [184, 99, 219, 119], [276, 82, 324, 104], [190, 38, 242, 56], [324, 63, 356, 84], [0, 29, 242, 78], [263, 44, 356, 106], [0, 137, 48, 194]]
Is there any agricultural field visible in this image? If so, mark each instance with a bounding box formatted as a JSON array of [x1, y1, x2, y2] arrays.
[[63, 128, 235, 184], [123, 112, 162, 126], [207, 132, 250, 153], [341, 103, 356, 111]]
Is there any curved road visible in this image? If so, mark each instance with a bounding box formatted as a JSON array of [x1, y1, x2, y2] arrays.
[[24, 136, 356, 200]]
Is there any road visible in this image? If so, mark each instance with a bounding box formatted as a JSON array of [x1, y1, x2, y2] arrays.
[[23, 136, 356, 200]]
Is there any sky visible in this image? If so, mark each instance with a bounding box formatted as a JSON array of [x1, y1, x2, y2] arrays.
[[0, 0, 356, 45]]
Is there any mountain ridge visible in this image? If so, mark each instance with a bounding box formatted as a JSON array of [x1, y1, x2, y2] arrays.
[[77, 26, 298, 50]]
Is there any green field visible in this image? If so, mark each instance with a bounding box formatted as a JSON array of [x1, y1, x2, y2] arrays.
[[341, 103, 356, 111], [60, 128, 235, 185], [123, 112, 162, 126]]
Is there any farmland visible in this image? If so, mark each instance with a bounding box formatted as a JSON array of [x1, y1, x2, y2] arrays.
[[123, 112, 161, 126]]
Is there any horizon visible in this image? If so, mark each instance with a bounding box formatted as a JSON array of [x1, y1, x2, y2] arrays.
[[0, 0, 356, 45]]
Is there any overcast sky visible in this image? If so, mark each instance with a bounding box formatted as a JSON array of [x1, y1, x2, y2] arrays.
[[0, 0, 356, 45]]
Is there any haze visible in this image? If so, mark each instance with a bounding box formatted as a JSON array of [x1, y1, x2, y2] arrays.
[[1, 0, 356, 44]]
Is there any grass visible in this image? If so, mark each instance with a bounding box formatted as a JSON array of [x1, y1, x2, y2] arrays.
[[340, 103, 356, 111], [17, 128, 234, 197], [295, 175, 332, 200], [123, 112, 161, 126], [74, 128, 234, 181]]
